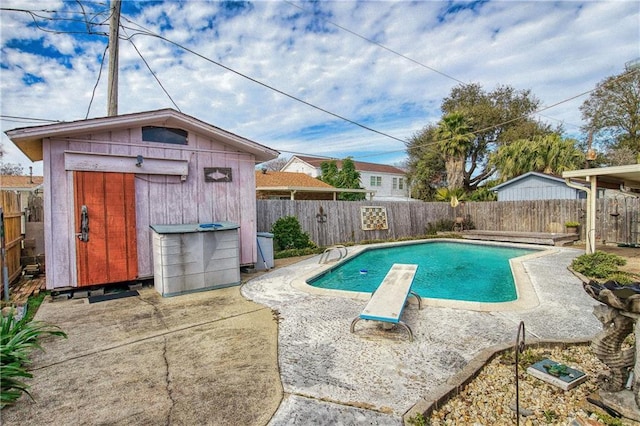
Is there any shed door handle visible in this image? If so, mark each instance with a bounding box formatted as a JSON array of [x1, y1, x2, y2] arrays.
[[76, 205, 89, 242]]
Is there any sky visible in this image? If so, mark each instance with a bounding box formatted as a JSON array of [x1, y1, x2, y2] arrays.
[[0, 0, 638, 176]]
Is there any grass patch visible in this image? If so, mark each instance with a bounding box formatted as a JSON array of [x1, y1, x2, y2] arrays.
[[24, 292, 47, 323]]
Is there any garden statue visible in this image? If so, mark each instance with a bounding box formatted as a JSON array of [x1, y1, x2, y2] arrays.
[[584, 281, 640, 421]]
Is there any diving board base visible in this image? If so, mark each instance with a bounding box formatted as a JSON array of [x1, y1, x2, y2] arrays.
[[350, 317, 415, 341], [350, 263, 420, 342]]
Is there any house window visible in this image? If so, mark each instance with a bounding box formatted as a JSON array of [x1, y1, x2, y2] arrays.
[[142, 126, 188, 145], [399, 178, 404, 190], [370, 176, 382, 187]]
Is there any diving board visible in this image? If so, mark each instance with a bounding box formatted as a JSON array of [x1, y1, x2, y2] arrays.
[[350, 263, 422, 341]]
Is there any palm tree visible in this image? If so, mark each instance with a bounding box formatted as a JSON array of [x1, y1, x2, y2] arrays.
[[490, 134, 584, 181], [435, 112, 474, 190]]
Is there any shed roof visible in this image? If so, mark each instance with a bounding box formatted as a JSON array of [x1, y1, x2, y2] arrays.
[[5, 108, 279, 163], [287, 155, 405, 175], [492, 171, 587, 191]]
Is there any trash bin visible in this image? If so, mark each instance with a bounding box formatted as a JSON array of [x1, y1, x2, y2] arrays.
[[256, 232, 274, 271]]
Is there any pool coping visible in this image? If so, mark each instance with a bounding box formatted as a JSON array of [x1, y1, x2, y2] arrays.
[[291, 238, 556, 312]]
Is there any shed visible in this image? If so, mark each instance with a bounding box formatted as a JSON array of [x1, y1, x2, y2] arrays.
[[5, 109, 279, 290], [492, 172, 591, 201]]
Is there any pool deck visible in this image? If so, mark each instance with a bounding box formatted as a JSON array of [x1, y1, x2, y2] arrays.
[[241, 241, 601, 425]]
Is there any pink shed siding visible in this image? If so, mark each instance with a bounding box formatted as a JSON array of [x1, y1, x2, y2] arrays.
[[41, 127, 260, 289]]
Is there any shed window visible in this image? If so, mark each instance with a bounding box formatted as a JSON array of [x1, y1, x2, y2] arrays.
[[142, 126, 188, 145]]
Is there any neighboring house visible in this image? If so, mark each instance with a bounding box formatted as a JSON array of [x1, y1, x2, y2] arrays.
[[492, 172, 600, 201], [0, 174, 43, 214], [255, 170, 373, 200], [5, 108, 279, 290], [280, 155, 411, 201]]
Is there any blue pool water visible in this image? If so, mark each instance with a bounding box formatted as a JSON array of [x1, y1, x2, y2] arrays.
[[308, 241, 536, 303]]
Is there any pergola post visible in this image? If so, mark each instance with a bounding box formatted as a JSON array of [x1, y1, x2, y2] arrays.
[[587, 176, 597, 254]]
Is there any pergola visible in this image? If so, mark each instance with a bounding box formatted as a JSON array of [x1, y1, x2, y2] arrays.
[[563, 164, 640, 254]]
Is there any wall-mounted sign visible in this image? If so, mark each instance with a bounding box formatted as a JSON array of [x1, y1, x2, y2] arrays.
[[360, 206, 388, 230], [204, 167, 232, 182]]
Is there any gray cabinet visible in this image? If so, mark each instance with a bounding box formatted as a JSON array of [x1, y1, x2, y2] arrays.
[[150, 222, 240, 296]]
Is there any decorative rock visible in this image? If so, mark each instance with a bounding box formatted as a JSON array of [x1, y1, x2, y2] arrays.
[[429, 346, 613, 425]]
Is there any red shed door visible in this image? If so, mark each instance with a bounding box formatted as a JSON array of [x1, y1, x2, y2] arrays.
[[74, 171, 138, 287]]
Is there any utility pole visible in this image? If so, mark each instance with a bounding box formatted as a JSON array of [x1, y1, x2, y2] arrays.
[[107, 0, 121, 116]]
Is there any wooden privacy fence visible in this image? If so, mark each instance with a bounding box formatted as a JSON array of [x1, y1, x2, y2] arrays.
[[257, 197, 640, 248], [1, 191, 23, 296]]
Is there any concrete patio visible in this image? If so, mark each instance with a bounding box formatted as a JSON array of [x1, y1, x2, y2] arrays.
[[1, 242, 602, 425]]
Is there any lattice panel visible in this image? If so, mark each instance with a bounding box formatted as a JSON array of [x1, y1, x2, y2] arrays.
[[360, 206, 388, 230]]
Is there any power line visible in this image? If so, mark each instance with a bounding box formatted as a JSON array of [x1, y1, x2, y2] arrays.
[[284, 0, 469, 87], [120, 26, 182, 112], [0, 115, 62, 124], [86, 43, 109, 119], [0, 7, 109, 36], [118, 18, 408, 144], [355, 68, 640, 160]]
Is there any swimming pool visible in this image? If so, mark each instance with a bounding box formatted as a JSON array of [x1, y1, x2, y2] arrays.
[[307, 241, 537, 303]]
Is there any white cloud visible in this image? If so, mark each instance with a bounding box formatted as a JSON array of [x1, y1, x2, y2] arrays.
[[1, 0, 638, 176]]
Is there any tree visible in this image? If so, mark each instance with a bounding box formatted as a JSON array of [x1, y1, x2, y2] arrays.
[[580, 69, 640, 157], [435, 112, 474, 190], [404, 125, 445, 200], [0, 163, 24, 175], [319, 158, 365, 201], [319, 160, 340, 186], [490, 134, 584, 181], [258, 156, 289, 171], [440, 83, 551, 190], [405, 83, 551, 199]]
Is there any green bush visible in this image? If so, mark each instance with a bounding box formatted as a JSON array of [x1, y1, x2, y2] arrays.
[[1, 310, 67, 408], [571, 251, 627, 280], [271, 216, 316, 251]]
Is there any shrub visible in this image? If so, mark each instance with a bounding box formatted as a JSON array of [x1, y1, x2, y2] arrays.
[[1, 310, 67, 408], [571, 251, 627, 280], [271, 216, 316, 251], [605, 271, 636, 285]]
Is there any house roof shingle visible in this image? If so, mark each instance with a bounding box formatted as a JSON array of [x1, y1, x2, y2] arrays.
[[0, 175, 44, 189], [255, 171, 335, 188], [291, 155, 405, 175]]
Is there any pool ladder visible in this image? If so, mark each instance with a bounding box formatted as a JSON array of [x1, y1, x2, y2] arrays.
[[319, 245, 348, 264]]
